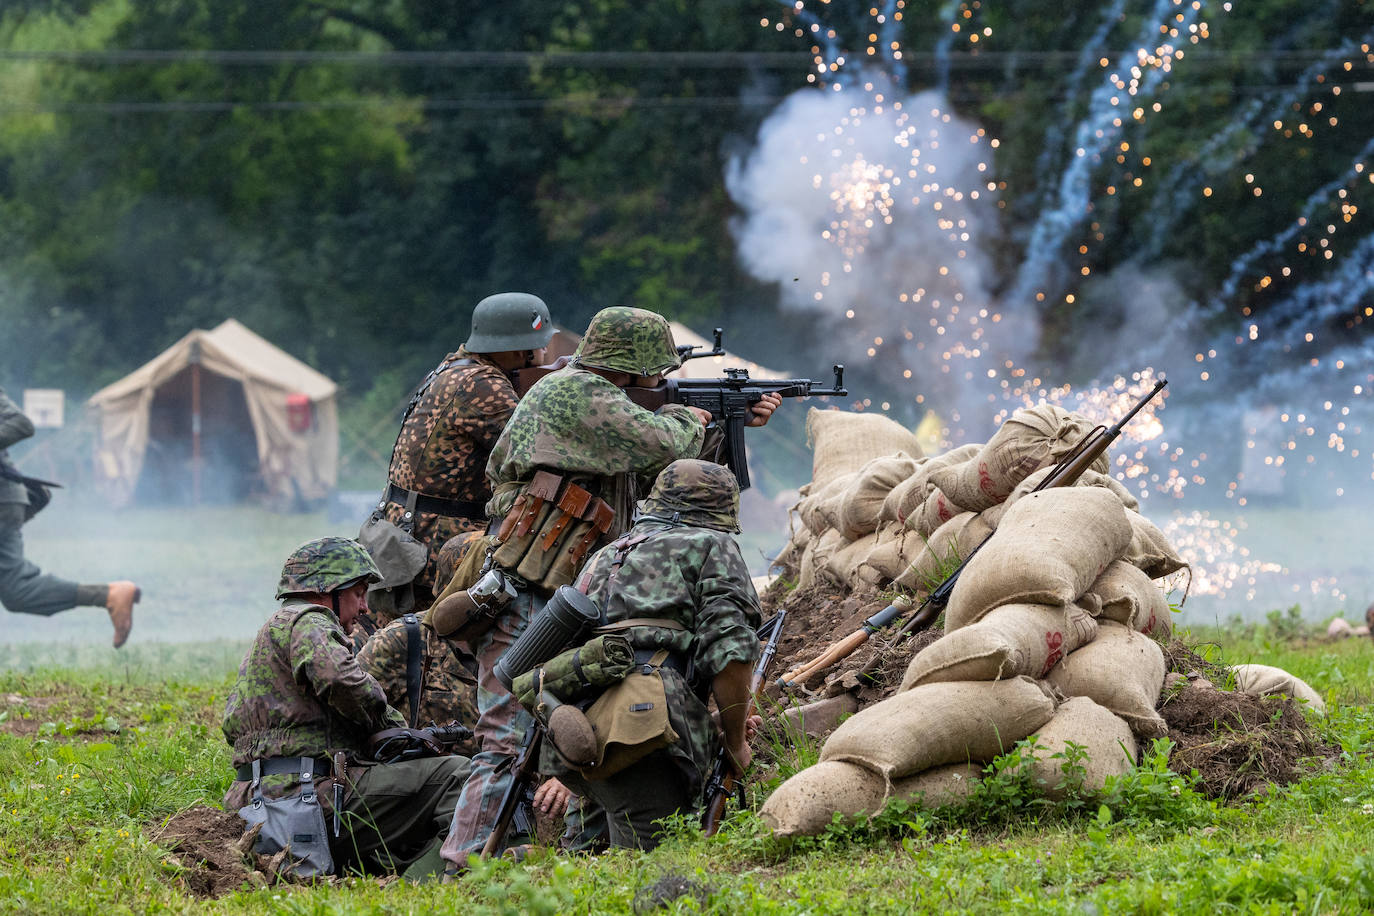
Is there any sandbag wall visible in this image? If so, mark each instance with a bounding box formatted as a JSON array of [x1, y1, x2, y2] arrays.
[[782, 405, 1189, 602], [764, 484, 1191, 837]]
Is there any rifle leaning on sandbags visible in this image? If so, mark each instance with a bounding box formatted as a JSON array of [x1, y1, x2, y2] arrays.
[[701, 609, 787, 836], [777, 378, 1167, 690], [513, 330, 848, 491]]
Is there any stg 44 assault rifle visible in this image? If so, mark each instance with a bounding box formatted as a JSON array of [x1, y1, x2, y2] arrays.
[[777, 378, 1168, 691], [701, 608, 787, 836], [514, 328, 848, 490]]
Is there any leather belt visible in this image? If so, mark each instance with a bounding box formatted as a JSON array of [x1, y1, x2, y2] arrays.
[[633, 646, 690, 679], [384, 483, 486, 521], [235, 756, 332, 782]]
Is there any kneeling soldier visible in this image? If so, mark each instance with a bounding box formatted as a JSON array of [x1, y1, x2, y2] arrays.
[[222, 537, 470, 879], [540, 459, 762, 850]]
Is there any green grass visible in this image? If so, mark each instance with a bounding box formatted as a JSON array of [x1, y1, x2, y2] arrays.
[[1, 618, 1372, 914]]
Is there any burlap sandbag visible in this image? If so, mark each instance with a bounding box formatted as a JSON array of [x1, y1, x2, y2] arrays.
[[900, 603, 1099, 689], [838, 453, 921, 538], [822, 532, 879, 590], [1121, 509, 1190, 580], [857, 522, 926, 588], [798, 473, 857, 537], [1028, 697, 1138, 799], [762, 759, 982, 837], [1084, 560, 1173, 639], [878, 444, 980, 525], [1045, 621, 1167, 738], [821, 676, 1057, 779], [927, 405, 1106, 512], [894, 510, 996, 593], [944, 487, 1132, 632], [807, 408, 924, 490], [908, 487, 970, 539], [1230, 664, 1326, 714], [795, 535, 820, 590], [1003, 465, 1140, 512]]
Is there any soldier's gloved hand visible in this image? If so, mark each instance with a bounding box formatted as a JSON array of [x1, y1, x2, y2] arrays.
[[746, 392, 782, 428], [533, 776, 573, 819]]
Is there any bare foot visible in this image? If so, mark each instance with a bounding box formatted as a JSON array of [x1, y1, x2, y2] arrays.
[[106, 581, 140, 648]]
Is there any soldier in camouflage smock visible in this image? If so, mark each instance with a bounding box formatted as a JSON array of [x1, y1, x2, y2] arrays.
[[440, 308, 779, 867], [222, 537, 470, 878], [357, 614, 480, 757], [369, 293, 555, 629], [549, 459, 762, 849]]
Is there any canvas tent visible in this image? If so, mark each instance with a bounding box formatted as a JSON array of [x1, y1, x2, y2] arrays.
[[87, 318, 338, 508]]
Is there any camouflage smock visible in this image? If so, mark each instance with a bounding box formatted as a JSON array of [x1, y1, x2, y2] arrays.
[[222, 603, 405, 809], [543, 518, 762, 789], [356, 615, 480, 756], [383, 348, 517, 592], [485, 367, 706, 539]]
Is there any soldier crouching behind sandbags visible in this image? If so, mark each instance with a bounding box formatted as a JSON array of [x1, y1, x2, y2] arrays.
[[518, 459, 763, 851], [221, 537, 471, 881]]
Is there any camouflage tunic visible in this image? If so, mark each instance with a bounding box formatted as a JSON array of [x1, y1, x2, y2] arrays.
[[356, 616, 480, 756], [485, 366, 706, 539], [222, 603, 405, 810], [383, 348, 516, 593], [547, 517, 763, 791]]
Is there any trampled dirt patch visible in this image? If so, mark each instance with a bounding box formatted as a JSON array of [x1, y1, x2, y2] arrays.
[[154, 805, 263, 898], [1159, 682, 1339, 799], [760, 582, 943, 707]]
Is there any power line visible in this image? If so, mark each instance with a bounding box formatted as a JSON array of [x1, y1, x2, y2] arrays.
[[0, 48, 1367, 69]]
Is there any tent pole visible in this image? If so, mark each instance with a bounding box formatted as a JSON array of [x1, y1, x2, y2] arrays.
[[190, 354, 202, 506]]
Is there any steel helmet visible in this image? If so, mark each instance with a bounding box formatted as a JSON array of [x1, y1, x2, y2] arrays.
[[571, 306, 681, 376], [464, 292, 555, 353], [276, 537, 382, 599], [640, 459, 741, 533]]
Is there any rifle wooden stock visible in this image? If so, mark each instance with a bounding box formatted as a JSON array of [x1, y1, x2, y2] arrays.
[[781, 378, 1168, 688], [776, 595, 913, 688], [479, 725, 543, 860], [701, 609, 787, 836]]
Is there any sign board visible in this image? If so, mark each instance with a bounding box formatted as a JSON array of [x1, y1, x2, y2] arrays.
[[23, 389, 65, 428]]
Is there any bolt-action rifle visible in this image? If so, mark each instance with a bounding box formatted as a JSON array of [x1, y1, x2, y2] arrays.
[[701, 609, 787, 836], [513, 329, 848, 490], [777, 378, 1167, 690], [479, 723, 544, 860]]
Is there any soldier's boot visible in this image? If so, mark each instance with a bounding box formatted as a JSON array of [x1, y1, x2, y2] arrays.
[[106, 581, 140, 649]]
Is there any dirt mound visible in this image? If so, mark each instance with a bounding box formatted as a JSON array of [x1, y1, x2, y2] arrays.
[[1159, 682, 1338, 799], [761, 583, 943, 705], [153, 805, 262, 898]]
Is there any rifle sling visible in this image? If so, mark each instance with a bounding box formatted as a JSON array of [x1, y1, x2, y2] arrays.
[[403, 613, 422, 727]]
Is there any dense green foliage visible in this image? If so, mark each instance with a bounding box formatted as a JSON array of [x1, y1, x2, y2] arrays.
[[1, 0, 1371, 463]]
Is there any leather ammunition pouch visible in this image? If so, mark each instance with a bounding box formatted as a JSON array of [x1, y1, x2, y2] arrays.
[[491, 471, 614, 591]]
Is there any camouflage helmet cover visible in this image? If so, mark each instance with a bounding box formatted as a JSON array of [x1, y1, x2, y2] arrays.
[[571, 306, 681, 376], [464, 292, 555, 353], [276, 536, 383, 599], [641, 459, 741, 533]]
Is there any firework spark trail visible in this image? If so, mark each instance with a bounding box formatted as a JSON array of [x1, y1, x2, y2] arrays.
[[1143, 38, 1370, 258], [1007, 0, 1204, 309], [1207, 135, 1374, 317], [1028, 0, 1132, 216], [780, 0, 848, 87], [1244, 230, 1374, 355], [932, 0, 962, 91], [879, 0, 906, 85]]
